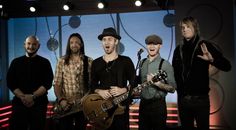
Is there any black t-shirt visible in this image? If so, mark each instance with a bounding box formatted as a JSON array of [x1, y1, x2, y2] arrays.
[[90, 55, 135, 92]]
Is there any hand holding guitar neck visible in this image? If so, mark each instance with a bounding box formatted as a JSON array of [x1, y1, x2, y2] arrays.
[[52, 99, 82, 119]]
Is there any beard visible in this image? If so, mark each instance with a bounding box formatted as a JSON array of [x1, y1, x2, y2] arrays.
[[27, 48, 39, 57], [71, 47, 80, 54]]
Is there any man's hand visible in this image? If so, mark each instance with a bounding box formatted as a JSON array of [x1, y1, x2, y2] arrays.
[[197, 43, 214, 63], [109, 86, 127, 97], [21, 94, 34, 107], [95, 89, 112, 100], [147, 73, 154, 82]]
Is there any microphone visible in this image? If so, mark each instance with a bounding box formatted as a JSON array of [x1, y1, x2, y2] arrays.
[[137, 48, 144, 56]]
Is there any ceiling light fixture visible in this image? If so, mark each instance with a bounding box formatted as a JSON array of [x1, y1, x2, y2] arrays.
[[0, 3, 8, 19], [29, 6, 36, 12], [28, 2, 40, 13], [63, 2, 73, 11], [135, 0, 143, 7], [97, 0, 107, 9]]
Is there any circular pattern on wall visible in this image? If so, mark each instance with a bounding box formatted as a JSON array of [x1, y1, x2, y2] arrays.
[[47, 37, 59, 51], [118, 42, 125, 54], [163, 13, 176, 28], [209, 78, 225, 115], [186, 4, 223, 40], [69, 16, 81, 29]]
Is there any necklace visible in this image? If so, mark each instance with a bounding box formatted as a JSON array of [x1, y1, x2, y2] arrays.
[[106, 60, 116, 72], [103, 54, 118, 72]]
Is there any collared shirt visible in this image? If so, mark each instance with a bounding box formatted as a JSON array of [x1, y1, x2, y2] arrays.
[[54, 56, 93, 101], [140, 55, 176, 100]]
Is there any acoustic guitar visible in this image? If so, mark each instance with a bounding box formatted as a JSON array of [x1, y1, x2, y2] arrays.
[[81, 70, 167, 130]]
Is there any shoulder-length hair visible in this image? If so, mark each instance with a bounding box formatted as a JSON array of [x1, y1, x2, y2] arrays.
[[179, 16, 200, 36], [64, 33, 85, 65]]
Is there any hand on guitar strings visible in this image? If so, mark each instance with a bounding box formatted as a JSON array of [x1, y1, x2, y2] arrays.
[[109, 86, 127, 97], [95, 89, 113, 100], [95, 86, 127, 100]]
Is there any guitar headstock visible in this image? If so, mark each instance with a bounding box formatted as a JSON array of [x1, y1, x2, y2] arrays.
[[132, 70, 168, 96], [152, 70, 167, 83]]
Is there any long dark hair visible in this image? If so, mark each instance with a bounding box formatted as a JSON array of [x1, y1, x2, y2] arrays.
[[63, 33, 89, 93], [64, 33, 85, 65]]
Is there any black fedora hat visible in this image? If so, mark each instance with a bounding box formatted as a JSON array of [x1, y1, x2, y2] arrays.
[[98, 27, 121, 40]]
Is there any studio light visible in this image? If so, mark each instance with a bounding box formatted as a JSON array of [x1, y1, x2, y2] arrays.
[[0, 4, 3, 14], [0, 4, 8, 19], [97, 0, 107, 9], [63, 2, 73, 11], [28, 2, 40, 13], [29, 6, 36, 12], [135, 0, 142, 7]]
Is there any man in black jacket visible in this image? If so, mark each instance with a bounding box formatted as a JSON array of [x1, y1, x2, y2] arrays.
[[7, 35, 53, 130], [172, 16, 231, 130]]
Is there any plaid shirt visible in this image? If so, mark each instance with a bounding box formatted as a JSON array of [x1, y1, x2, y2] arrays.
[[54, 56, 92, 101]]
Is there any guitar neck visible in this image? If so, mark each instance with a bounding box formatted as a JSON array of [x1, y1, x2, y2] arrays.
[[132, 81, 152, 94], [113, 92, 129, 105], [112, 81, 152, 105], [111, 71, 168, 106]]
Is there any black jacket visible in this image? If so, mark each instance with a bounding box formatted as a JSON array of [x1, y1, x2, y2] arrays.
[[172, 35, 231, 96]]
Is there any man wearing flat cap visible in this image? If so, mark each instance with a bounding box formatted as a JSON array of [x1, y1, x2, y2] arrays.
[[89, 27, 135, 130], [137, 34, 176, 130]]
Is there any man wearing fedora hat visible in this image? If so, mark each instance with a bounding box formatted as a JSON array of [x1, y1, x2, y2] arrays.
[[136, 34, 176, 130], [90, 27, 136, 130]]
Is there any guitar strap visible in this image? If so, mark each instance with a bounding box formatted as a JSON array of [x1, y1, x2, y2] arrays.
[[138, 58, 165, 85], [158, 58, 167, 84], [158, 58, 164, 70]]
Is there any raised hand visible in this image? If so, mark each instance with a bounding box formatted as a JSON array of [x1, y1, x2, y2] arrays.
[[197, 43, 214, 62]]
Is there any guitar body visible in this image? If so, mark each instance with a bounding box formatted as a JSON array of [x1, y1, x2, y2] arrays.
[[82, 94, 125, 130], [82, 71, 167, 130]]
